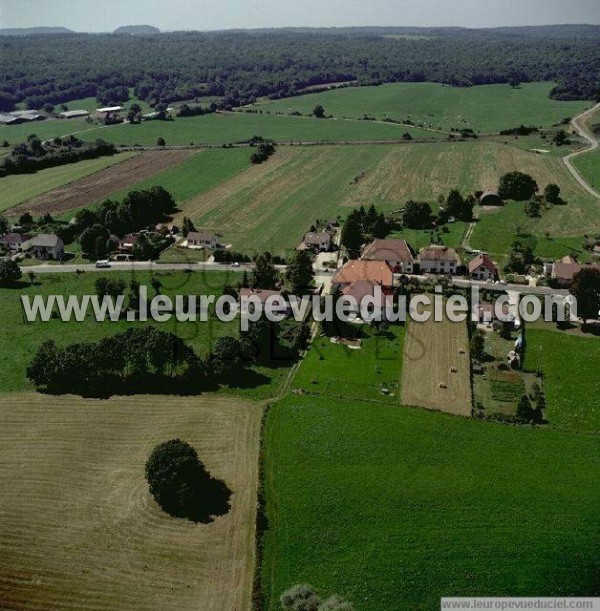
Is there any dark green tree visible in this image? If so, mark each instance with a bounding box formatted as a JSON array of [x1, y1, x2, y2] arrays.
[[286, 249, 314, 292], [313, 105, 325, 118], [570, 267, 600, 329], [498, 171, 538, 201], [544, 183, 561, 204], [253, 252, 279, 289], [402, 200, 433, 229], [341, 210, 364, 258], [0, 259, 22, 286]]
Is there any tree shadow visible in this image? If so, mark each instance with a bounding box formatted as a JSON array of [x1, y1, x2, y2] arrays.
[[187, 476, 232, 524]]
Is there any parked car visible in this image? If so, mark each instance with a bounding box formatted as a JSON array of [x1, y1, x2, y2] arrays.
[[95, 260, 111, 268]]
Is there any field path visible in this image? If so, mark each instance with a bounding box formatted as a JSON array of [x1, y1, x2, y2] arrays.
[[11, 150, 198, 216], [563, 102, 600, 200]]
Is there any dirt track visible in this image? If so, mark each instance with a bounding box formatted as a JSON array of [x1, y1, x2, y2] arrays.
[[11, 150, 197, 216]]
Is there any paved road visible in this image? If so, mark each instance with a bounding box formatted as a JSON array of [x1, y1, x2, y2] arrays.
[[563, 102, 600, 200]]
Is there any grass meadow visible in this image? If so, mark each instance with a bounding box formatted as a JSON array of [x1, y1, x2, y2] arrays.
[[572, 148, 600, 193], [252, 82, 590, 133], [0, 270, 290, 399], [262, 394, 600, 611], [525, 328, 600, 433], [0, 393, 261, 611]]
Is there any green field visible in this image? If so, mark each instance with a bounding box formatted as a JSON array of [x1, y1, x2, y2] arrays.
[[168, 141, 597, 256], [0, 152, 136, 213], [252, 82, 590, 133], [525, 328, 600, 433], [572, 148, 600, 193], [262, 395, 599, 611], [0, 270, 288, 399], [72, 112, 443, 146], [293, 324, 405, 402]]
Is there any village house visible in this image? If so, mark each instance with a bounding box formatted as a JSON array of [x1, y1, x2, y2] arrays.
[[550, 256, 598, 288], [239, 287, 289, 316], [332, 260, 394, 290], [341, 279, 394, 318], [0, 232, 31, 253], [119, 234, 140, 253], [361, 238, 415, 273], [22, 234, 64, 260], [298, 231, 331, 252], [419, 245, 460, 275], [187, 232, 219, 249], [468, 253, 498, 281]]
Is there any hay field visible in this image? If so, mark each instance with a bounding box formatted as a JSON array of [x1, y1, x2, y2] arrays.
[[401, 304, 471, 415], [0, 393, 262, 611]]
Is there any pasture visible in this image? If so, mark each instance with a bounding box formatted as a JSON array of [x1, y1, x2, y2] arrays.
[[293, 324, 405, 402], [0, 270, 289, 399], [525, 328, 600, 433], [9, 150, 197, 217], [0, 392, 261, 611], [401, 304, 471, 416], [262, 394, 600, 611], [572, 148, 600, 193], [0, 152, 137, 213], [252, 82, 590, 133], [171, 140, 591, 256]]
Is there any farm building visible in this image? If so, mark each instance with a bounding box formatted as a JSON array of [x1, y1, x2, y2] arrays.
[[187, 232, 219, 249], [96, 106, 123, 114], [22, 234, 64, 260], [298, 231, 331, 252], [479, 191, 503, 206], [419, 245, 460, 275], [0, 232, 31, 253], [361, 238, 415, 273], [468, 253, 498, 281], [60, 110, 90, 119], [332, 260, 394, 290], [0, 113, 19, 125]]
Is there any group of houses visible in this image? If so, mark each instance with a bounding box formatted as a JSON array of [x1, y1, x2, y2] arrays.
[[0, 232, 64, 260]]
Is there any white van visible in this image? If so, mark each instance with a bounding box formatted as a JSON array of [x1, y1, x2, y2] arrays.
[[95, 260, 111, 268]]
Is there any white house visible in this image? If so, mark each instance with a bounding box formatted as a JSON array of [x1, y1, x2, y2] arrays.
[[187, 232, 219, 249], [419, 245, 460, 275], [22, 234, 65, 260], [0, 232, 31, 253]]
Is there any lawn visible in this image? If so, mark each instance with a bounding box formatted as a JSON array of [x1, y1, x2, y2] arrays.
[[401, 305, 471, 416], [0, 152, 137, 213], [525, 328, 600, 433], [0, 392, 261, 611], [74, 111, 443, 146], [262, 394, 600, 611], [293, 324, 405, 403], [252, 82, 590, 133], [0, 270, 289, 399], [172, 140, 589, 256]]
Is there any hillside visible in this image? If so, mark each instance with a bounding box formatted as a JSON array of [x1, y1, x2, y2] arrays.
[[113, 25, 160, 35]]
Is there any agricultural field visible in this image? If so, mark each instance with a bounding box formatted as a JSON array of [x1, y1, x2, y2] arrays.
[[0, 270, 289, 399], [0, 392, 261, 611], [171, 140, 589, 256], [8, 150, 197, 217], [401, 305, 471, 416], [525, 328, 600, 433], [572, 148, 600, 194], [262, 394, 600, 611], [73, 111, 443, 146], [293, 324, 405, 402], [0, 152, 137, 213], [252, 82, 590, 133]]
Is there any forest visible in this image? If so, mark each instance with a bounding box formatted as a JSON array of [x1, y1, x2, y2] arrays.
[[0, 26, 599, 111]]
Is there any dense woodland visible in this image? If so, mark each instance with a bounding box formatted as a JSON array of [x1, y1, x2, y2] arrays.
[[0, 26, 599, 111]]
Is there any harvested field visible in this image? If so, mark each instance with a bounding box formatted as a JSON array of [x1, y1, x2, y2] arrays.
[[10, 150, 198, 216], [0, 393, 262, 611], [401, 303, 471, 416]]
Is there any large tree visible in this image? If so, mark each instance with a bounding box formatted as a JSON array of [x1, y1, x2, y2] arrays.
[[498, 171, 538, 201], [341, 210, 364, 258], [0, 259, 22, 286], [286, 249, 314, 292], [253, 252, 279, 289], [570, 267, 600, 328], [402, 200, 433, 229]]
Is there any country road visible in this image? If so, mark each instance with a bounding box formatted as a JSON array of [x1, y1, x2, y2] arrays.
[[563, 102, 600, 200]]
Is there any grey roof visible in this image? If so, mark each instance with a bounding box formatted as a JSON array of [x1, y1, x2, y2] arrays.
[[0, 113, 18, 124], [0, 232, 29, 244], [187, 231, 217, 242], [23, 234, 62, 248]]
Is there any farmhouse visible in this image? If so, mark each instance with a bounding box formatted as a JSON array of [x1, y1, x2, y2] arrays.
[[119, 234, 140, 252], [419, 246, 460, 275], [551, 257, 598, 288], [298, 231, 331, 252], [0, 232, 31, 253], [187, 232, 219, 249], [468, 253, 498, 281], [239, 288, 289, 316], [22, 234, 64, 260], [341, 280, 394, 317], [332, 260, 394, 290], [361, 238, 415, 273], [479, 191, 503, 206]]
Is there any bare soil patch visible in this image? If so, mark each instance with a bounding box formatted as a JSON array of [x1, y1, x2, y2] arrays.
[[11, 150, 197, 216]]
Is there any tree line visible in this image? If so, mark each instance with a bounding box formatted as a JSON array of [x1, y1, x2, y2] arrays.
[[1, 28, 598, 112]]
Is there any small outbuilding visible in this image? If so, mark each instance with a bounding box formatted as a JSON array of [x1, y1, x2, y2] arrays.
[[479, 191, 503, 206]]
